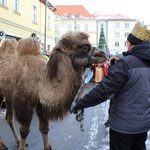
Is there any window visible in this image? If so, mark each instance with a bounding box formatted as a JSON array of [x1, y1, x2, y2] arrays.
[[47, 45, 50, 51], [55, 37, 58, 43], [68, 24, 72, 31], [32, 5, 37, 23], [115, 42, 119, 47], [84, 24, 88, 32], [124, 41, 127, 47], [67, 13, 72, 18], [125, 23, 129, 28], [115, 23, 120, 28], [0, 0, 7, 6], [13, 0, 20, 13], [76, 24, 80, 31], [55, 24, 59, 32], [47, 15, 51, 30], [125, 32, 129, 38], [76, 13, 80, 18], [100, 23, 103, 28], [41, 43, 44, 50], [115, 32, 120, 38]]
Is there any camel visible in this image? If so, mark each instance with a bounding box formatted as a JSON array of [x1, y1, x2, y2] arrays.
[[0, 39, 18, 150], [0, 39, 18, 149], [0, 31, 107, 150], [0, 38, 18, 108]]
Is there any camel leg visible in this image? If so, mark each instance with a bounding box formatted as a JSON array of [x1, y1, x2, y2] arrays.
[[0, 95, 8, 150], [18, 124, 30, 150], [0, 136, 8, 150], [14, 105, 32, 150], [0, 95, 4, 108], [36, 103, 51, 150], [39, 116, 52, 150], [5, 103, 20, 146]]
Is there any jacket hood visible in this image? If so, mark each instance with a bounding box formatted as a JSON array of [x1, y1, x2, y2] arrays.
[[124, 41, 150, 64]]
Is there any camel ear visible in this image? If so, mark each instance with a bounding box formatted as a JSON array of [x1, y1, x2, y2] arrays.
[[59, 38, 70, 47]]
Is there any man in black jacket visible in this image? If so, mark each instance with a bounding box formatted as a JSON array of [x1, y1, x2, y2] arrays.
[[71, 22, 150, 150]]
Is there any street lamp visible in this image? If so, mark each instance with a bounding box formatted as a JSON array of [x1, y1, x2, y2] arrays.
[[74, 19, 77, 31]]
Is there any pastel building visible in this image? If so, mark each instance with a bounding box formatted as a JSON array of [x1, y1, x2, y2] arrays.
[[54, 5, 136, 54], [0, 0, 56, 51]]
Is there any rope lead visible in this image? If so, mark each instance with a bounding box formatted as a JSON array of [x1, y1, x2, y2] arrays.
[[76, 109, 84, 132]]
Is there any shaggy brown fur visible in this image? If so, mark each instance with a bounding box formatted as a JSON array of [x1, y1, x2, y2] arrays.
[[0, 32, 106, 150], [0, 39, 18, 150], [0, 39, 18, 105], [0, 39, 18, 54]]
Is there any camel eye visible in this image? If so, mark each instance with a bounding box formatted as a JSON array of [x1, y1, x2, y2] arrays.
[[81, 45, 90, 53]]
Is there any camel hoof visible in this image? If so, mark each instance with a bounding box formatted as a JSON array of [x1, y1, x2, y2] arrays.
[[44, 145, 52, 150], [49, 146, 52, 150], [0, 143, 8, 150]]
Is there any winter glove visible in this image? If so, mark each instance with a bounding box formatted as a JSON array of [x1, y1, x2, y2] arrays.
[[70, 101, 84, 132], [70, 101, 78, 114]]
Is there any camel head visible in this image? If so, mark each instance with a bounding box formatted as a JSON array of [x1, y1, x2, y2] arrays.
[[54, 31, 92, 57], [52, 31, 107, 68], [47, 31, 107, 80]]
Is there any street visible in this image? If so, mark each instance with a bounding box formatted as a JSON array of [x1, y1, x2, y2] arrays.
[[0, 82, 150, 150]]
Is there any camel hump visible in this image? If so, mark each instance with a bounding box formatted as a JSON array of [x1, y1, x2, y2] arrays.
[[16, 37, 41, 56], [0, 39, 18, 53]]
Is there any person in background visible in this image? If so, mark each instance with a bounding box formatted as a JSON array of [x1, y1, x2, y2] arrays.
[[42, 51, 50, 61], [70, 21, 150, 150], [105, 46, 110, 59], [46, 50, 50, 56]]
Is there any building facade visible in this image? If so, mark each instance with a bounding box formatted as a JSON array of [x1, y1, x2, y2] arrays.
[[0, 0, 56, 51], [54, 6, 136, 55], [1, 2, 136, 54], [54, 5, 98, 46], [97, 14, 136, 54]]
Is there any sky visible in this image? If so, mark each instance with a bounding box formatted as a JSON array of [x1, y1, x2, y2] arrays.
[[50, 0, 149, 25]]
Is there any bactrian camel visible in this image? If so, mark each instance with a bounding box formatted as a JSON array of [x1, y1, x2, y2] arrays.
[[0, 31, 107, 150], [0, 39, 18, 150]]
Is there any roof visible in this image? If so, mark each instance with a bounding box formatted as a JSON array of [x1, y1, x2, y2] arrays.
[[95, 13, 136, 21], [54, 5, 93, 19], [109, 14, 135, 20], [95, 14, 114, 20]]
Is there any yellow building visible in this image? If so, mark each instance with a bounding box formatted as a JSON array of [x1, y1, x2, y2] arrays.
[[0, 0, 56, 51]]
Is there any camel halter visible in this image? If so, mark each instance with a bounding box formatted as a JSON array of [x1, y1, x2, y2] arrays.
[[72, 73, 87, 132], [55, 48, 92, 70], [72, 46, 97, 70]]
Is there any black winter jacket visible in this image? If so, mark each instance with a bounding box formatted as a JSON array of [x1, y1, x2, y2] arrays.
[[75, 41, 150, 134]]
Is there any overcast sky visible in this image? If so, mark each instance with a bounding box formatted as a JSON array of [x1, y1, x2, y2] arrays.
[[50, 0, 149, 25]]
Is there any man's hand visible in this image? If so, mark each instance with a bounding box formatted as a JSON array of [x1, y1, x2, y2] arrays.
[[70, 101, 78, 114]]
